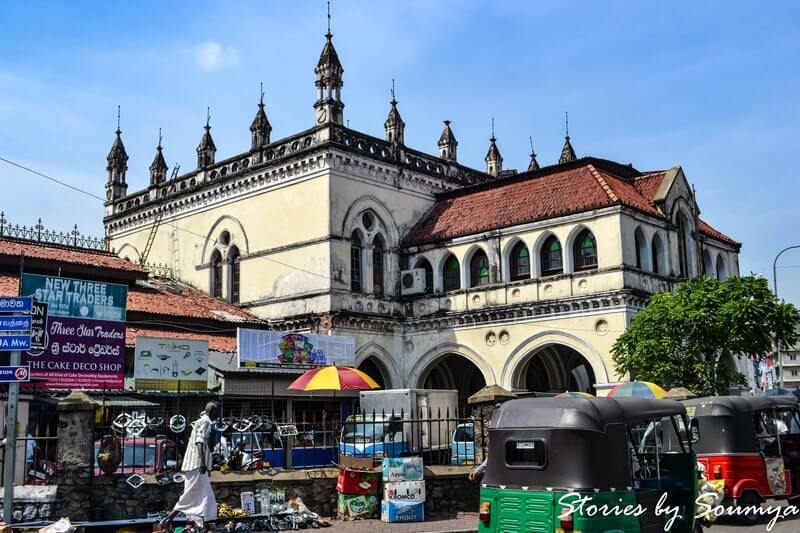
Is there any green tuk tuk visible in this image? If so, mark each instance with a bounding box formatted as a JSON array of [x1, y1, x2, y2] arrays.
[[477, 396, 700, 533]]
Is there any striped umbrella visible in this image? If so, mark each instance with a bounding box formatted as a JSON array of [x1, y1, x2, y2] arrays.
[[555, 391, 594, 398], [607, 381, 666, 399], [288, 366, 381, 392]]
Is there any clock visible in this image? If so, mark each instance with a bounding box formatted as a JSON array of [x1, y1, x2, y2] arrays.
[[317, 109, 327, 124]]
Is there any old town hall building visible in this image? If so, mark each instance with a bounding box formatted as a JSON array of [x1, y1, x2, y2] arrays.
[[102, 26, 743, 401]]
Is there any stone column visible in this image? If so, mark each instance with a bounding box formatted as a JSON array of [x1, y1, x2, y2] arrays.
[[55, 391, 96, 521], [467, 385, 516, 465]]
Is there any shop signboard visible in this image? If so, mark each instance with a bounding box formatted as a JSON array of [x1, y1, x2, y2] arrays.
[[134, 336, 209, 391], [237, 328, 355, 368], [20, 274, 127, 390]]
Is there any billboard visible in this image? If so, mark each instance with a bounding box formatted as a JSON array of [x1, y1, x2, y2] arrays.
[[134, 337, 209, 391], [237, 328, 355, 368], [21, 274, 127, 390]]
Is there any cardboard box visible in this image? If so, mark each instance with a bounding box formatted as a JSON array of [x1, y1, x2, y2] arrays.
[[383, 480, 426, 502], [240, 491, 256, 514], [337, 468, 380, 495], [381, 500, 425, 523], [337, 494, 379, 520], [339, 455, 377, 471], [381, 456, 424, 482]]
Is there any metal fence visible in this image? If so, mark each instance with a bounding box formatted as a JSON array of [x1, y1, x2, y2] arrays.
[[0, 419, 58, 486], [90, 405, 482, 479]]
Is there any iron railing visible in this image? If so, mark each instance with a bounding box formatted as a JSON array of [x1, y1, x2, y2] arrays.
[[0, 419, 58, 486], [90, 404, 482, 477], [0, 213, 106, 251]]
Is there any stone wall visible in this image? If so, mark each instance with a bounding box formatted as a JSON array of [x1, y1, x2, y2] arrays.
[[89, 472, 339, 520], [55, 392, 96, 522]]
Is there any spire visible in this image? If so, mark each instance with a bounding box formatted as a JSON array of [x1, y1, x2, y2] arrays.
[[437, 120, 458, 162], [559, 112, 577, 164], [384, 79, 405, 145], [250, 82, 272, 150], [485, 118, 503, 177], [527, 136, 540, 172], [197, 107, 217, 169], [149, 129, 168, 185], [314, 1, 344, 125], [105, 105, 128, 201]]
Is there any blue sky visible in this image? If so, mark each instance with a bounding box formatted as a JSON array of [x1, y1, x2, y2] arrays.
[[1, 1, 799, 304]]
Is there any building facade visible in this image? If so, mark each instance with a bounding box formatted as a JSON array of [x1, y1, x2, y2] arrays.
[[102, 28, 743, 402]]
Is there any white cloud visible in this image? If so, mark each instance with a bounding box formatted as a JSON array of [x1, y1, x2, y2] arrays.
[[194, 41, 240, 71]]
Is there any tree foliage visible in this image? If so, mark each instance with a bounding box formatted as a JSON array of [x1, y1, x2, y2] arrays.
[[612, 276, 800, 396]]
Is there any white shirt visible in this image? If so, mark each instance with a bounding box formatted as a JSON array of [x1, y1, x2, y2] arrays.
[[181, 414, 212, 473]]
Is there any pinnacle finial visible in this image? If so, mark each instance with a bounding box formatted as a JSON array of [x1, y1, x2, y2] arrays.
[[391, 78, 396, 103], [158, 128, 163, 149], [529, 136, 535, 156], [206, 107, 211, 129], [491, 117, 496, 141], [260, 82, 264, 106], [116, 105, 121, 134], [326, 1, 332, 36], [565, 111, 569, 138]]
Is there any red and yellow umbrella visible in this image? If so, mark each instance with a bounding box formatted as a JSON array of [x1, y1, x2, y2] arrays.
[[288, 366, 380, 392], [607, 381, 666, 399], [555, 391, 594, 398]]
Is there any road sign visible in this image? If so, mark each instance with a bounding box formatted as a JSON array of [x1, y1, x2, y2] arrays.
[[29, 302, 48, 350], [0, 365, 30, 382], [0, 335, 31, 351], [0, 296, 32, 313], [0, 315, 32, 332]]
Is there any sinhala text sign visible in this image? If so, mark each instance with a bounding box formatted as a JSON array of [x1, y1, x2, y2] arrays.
[[134, 337, 209, 391], [237, 328, 355, 368], [21, 274, 127, 389]]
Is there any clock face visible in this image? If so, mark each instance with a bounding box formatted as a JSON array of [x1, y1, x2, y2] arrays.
[[317, 109, 327, 124]]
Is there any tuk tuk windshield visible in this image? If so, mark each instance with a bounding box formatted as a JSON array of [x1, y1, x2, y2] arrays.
[[627, 415, 690, 484]]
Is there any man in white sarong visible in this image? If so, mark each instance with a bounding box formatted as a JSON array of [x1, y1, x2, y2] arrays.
[[160, 402, 220, 530]]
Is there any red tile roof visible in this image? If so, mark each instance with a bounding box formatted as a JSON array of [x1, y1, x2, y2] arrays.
[[126, 326, 236, 353], [633, 171, 667, 204], [698, 219, 739, 246], [127, 279, 261, 323], [404, 160, 664, 246], [0, 238, 145, 273]]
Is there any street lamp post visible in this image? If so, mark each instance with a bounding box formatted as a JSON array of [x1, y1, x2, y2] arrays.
[[773, 245, 800, 388]]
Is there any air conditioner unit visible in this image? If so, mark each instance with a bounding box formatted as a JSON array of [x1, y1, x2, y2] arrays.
[[400, 268, 426, 295]]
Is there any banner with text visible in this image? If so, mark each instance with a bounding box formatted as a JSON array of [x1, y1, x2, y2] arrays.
[[237, 328, 355, 368], [21, 274, 127, 389], [134, 337, 209, 391]]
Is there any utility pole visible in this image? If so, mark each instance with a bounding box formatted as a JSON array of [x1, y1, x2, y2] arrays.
[[773, 245, 800, 388], [3, 350, 20, 523]]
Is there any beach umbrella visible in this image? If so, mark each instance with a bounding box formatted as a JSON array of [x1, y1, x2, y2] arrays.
[[288, 366, 381, 392], [555, 391, 594, 398], [607, 381, 666, 399]]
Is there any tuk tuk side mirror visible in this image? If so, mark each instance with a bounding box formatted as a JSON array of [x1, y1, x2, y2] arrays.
[[690, 420, 700, 444]]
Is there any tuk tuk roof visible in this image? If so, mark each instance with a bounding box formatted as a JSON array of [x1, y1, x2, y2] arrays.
[[683, 395, 798, 417], [490, 396, 686, 432]]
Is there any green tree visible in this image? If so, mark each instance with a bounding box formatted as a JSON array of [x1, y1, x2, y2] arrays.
[[612, 275, 800, 396]]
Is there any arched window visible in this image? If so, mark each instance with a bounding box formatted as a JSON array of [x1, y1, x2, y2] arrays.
[[372, 234, 385, 297], [573, 229, 598, 271], [634, 227, 647, 270], [702, 250, 713, 277], [651, 233, 663, 275], [469, 250, 490, 287], [210, 250, 223, 298], [509, 241, 530, 281], [442, 254, 461, 292], [414, 258, 434, 294], [540, 235, 563, 276], [677, 213, 691, 278], [716, 255, 727, 281], [228, 246, 240, 304], [350, 231, 362, 293]]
